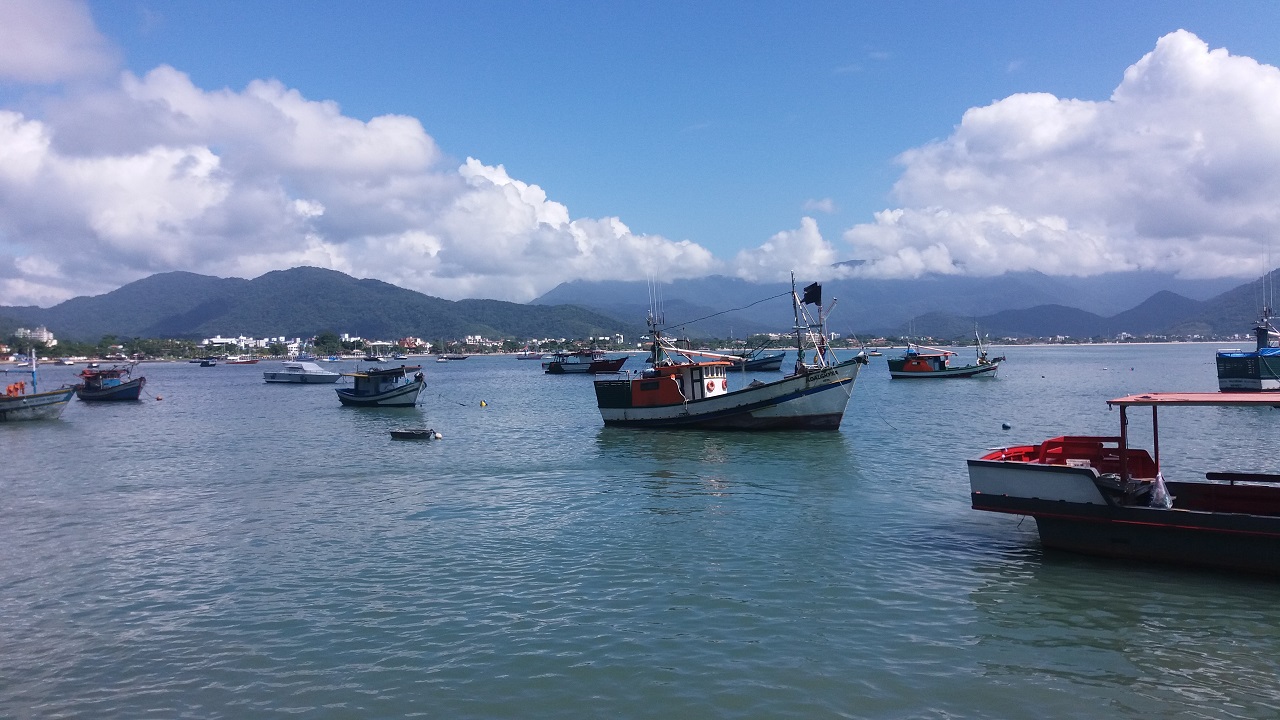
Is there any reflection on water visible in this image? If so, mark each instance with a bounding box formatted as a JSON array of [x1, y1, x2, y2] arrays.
[[5, 347, 1280, 718]]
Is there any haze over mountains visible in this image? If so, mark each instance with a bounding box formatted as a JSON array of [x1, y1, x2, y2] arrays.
[[0, 267, 1275, 343]]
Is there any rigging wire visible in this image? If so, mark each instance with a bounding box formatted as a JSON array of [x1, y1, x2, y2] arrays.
[[657, 291, 791, 332]]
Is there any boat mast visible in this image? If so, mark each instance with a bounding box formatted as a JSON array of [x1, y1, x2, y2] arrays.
[[791, 273, 804, 368]]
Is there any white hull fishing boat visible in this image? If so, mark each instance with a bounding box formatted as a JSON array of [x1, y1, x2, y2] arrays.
[[593, 276, 867, 430], [1, 353, 74, 422], [264, 361, 342, 384], [336, 365, 425, 407]]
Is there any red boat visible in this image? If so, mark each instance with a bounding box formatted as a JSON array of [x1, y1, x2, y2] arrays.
[[968, 391, 1280, 575]]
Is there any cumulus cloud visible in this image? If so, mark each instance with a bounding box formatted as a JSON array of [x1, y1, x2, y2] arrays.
[[0, 55, 721, 305], [843, 30, 1280, 280], [0, 0, 119, 84], [6, 18, 1280, 309], [730, 217, 851, 283]]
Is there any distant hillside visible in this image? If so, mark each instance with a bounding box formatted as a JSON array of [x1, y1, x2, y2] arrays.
[[1, 267, 642, 342], [877, 272, 1279, 340], [533, 270, 1244, 334], [6, 266, 1274, 343]]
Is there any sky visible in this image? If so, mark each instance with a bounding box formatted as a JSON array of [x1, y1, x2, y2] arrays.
[[3, 1, 1280, 307]]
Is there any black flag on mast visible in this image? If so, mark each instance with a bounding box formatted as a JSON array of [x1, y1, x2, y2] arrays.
[[802, 282, 821, 306]]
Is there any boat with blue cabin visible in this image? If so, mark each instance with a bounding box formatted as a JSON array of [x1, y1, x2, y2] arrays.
[[336, 365, 425, 407], [1216, 307, 1279, 391], [75, 363, 146, 401]]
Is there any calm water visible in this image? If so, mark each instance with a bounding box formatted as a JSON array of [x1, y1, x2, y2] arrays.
[[3, 345, 1280, 719]]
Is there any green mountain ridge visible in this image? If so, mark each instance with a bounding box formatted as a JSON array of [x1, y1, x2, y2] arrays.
[[0, 267, 642, 343]]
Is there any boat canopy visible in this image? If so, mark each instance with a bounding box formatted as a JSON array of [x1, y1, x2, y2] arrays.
[[1108, 392, 1280, 408]]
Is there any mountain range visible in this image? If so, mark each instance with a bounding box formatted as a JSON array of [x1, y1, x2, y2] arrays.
[[1, 266, 1275, 343], [0, 267, 643, 343]]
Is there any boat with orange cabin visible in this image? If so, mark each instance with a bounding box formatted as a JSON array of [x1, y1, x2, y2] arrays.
[[592, 276, 867, 430]]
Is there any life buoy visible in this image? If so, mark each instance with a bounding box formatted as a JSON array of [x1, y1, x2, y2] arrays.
[[706, 381, 714, 392], [721, 379, 728, 390]]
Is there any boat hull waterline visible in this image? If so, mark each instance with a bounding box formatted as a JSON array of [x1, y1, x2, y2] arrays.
[[888, 362, 999, 379], [336, 380, 424, 407], [968, 392, 1280, 576], [969, 460, 1280, 575], [75, 376, 145, 401]]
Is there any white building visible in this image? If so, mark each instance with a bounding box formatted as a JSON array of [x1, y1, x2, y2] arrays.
[[15, 326, 57, 347]]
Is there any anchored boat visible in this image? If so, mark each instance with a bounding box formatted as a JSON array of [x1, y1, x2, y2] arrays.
[[75, 363, 146, 401], [542, 349, 628, 375], [1216, 307, 1280, 391], [264, 361, 342, 384], [888, 328, 1004, 379], [1, 353, 74, 421], [593, 277, 867, 430], [336, 365, 425, 407], [968, 391, 1280, 575]]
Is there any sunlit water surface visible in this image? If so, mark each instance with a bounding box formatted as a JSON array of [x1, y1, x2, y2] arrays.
[[3, 345, 1279, 718]]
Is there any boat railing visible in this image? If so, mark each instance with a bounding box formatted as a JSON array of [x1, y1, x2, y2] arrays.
[[1205, 471, 1280, 485]]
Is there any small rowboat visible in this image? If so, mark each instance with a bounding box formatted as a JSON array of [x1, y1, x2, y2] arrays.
[[390, 428, 442, 440]]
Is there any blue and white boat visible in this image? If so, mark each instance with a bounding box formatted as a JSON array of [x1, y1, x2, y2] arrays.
[[336, 365, 425, 407], [1, 352, 74, 421], [1216, 308, 1280, 391]]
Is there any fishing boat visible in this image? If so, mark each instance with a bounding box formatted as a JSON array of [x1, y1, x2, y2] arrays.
[[263, 361, 342, 384], [543, 349, 628, 375], [75, 363, 146, 401], [1215, 307, 1279, 391], [515, 347, 543, 360], [200, 358, 217, 367], [336, 365, 425, 407], [718, 348, 787, 372], [968, 391, 1280, 575], [888, 328, 1004, 379], [1, 353, 74, 421], [593, 277, 868, 430]]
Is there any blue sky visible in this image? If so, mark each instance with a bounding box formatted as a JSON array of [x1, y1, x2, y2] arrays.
[[3, 1, 1280, 305]]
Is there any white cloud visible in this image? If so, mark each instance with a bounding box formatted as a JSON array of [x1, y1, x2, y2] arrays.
[[843, 30, 1280, 280], [802, 198, 837, 214], [731, 217, 850, 283], [0, 0, 119, 84], [0, 59, 722, 305]]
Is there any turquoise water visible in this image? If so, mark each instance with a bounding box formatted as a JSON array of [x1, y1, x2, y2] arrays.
[[3, 345, 1280, 718]]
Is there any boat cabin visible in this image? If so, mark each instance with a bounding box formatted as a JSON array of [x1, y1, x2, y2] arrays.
[[596, 361, 732, 409], [344, 365, 421, 395]]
